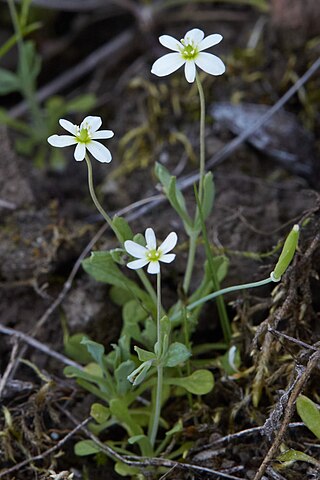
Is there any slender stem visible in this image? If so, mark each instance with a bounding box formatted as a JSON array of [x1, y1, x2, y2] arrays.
[[150, 271, 163, 448], [182, 232, 198, 294], [137, 270, 158, 306], [85, 154, 158, 308], [157, 271, 161, 341], [195, 72, 206, 203], [182, 74, 206, 294], [7, 0, 43, 131], [193, 185, 231, 343], [85, 154, 113, 228], [172, 277, 273, 322]]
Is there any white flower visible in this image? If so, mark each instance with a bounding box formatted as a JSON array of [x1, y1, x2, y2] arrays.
[[47, 116, 114, 163], [151, 28, 225, 83], [124, 228, 177, 274]]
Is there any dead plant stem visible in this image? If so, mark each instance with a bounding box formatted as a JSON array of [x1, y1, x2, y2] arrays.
[[253, 348, 320, 480]]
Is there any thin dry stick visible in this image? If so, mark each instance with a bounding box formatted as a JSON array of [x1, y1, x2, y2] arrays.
[[253, 348, 320, 480], [192, 423, 304, 452], [0, 417, 90, 479], [0, 339, 19, 398], [0, 324, 82, 369]]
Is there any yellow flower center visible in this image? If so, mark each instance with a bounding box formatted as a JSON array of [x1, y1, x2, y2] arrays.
[[147, 249, 161, 262], [180, 39, 198, 60], [76, 127, 91, 144]]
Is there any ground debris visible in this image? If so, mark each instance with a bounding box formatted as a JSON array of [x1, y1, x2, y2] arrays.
[[210, 102, 315, 179]]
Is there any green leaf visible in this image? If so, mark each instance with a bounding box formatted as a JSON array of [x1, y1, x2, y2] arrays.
[[134, 346, 156, 362], [109, 399, 138, 436], [277, 449, 320, 467], [194, 172, 215, 230], [128, 434, 149, 445], [165, 419, 183, 437], [155, 315, 171, 357], [81, 337, 105, 371], [114, 360, 136, 395], [64, 364, 104, 385], [90, 403, 110, 424], [202, 172, 215, 220], [296, 395, 320, 439], [82, 251, 152, 308], [109, 286, 134, 306], [74, 440, 101, 456], [168, 176, 192, 227], [0, 68, 21, 94], [109, 248, 126, 265], [0, 107, 31, 134], [165, 342, 191, 367], [63, 333, 93, 364], [155, 162, 192, 228], [66, 93, 97, 113], [19, 41, 41, 83], [141, 317, 157, 349], [112, 216, 133, 243], [167, 370, 214, 395], [115, 462, 139, 477], [122, 299, 148, 343]]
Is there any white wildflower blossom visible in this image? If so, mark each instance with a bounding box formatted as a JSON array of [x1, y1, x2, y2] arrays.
[[47, 116, 114, 163], [124, 228, 177, 274], [151, 28, 225, 83]]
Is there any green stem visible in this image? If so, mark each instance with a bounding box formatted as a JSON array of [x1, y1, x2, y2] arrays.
[[182, 74, 206, 294], [85, 154, 114, 230], [150, 271, 163, 448], [193, 185, 231, 343], [7, 0, 43, 131], [137, 270, 158, 307], [182, 232, 198, 294], [157, 271, 161, 341], [195, 72, 206, 203], [85, 154, 157, 306], [172, 277, 273, 322]]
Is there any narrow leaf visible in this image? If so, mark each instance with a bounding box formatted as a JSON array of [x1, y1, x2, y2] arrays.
[[296, 394, 320, 439]]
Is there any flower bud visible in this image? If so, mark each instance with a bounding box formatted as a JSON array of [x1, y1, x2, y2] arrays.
[[270, 224, 300, 282]]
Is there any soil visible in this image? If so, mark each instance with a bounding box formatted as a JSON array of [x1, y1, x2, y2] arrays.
[[1, 1, 320, 479]]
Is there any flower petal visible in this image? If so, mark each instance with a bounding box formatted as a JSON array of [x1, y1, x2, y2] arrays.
[[147, 261, 160, 274], [159, 232, 178, 254], [47, 135, 77, 147], [159, 35, 183, 52], [127, 258, 149, 270], [81, 116, 102, 133], [184, 60, 196, 83], [145, 228, 157, 250], [184, 28, 204, 45], [151, 53, 185, 77], [198, 34, 223, 51], [160, 253, 176, 263], [124, 240, 147, 259], [91, 130, 114, 140], [86, 141, 112, 163], [195, 52, 225, 76], [59, 118, 77, 135], [74, 142, 86, 161]]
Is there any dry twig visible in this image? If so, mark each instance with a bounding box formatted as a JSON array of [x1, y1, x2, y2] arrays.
[[253, 348, 320, 480], [0, 417, 90, 479]]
